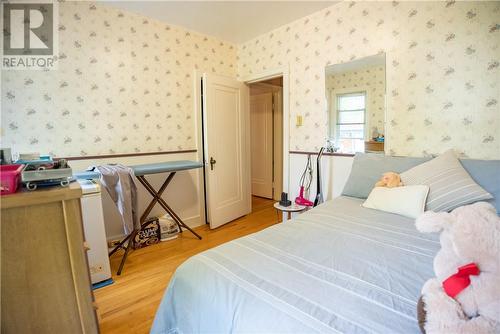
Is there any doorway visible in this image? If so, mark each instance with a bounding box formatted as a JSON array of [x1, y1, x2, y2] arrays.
[[196, 70, 289, 229], [248, 77, 283, 202]]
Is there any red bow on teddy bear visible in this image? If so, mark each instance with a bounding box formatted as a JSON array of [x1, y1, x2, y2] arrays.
[[442, 263, 480, 298]]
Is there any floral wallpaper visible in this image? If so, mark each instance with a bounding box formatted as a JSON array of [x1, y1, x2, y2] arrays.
[[237, 1, 500, 159], [1, 2, 237, 157], [2, 1, 499, 159], [326, 64, 386, 139]]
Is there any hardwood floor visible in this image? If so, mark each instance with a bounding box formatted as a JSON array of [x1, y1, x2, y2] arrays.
[[94, 196, 277, 334]]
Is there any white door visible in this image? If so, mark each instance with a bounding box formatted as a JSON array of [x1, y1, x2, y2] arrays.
[[203, 73, 251, 229], [250, 93, 274, 198]]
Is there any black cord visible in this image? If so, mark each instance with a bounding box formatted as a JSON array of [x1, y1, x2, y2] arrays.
[[299, 155, 313, 193], [313, 147, 325, 207]]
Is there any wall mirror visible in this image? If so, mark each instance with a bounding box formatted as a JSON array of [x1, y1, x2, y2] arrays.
[[325, 53, 386, 154]]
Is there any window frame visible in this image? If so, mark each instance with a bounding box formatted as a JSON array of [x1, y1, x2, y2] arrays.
[[336, 92, 366, 143], [331, 89, 368, 142]]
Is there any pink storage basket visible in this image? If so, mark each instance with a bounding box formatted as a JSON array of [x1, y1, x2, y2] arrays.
[[0, 164, 23, 195]]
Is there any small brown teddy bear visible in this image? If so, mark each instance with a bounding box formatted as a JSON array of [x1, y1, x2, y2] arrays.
[[375, 172, 403, 188]]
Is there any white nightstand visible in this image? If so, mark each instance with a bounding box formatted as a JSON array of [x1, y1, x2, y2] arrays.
[[273, 202, 307, 222]]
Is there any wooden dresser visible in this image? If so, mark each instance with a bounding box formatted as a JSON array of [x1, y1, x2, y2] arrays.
[[1, 183, 99, 333], [364, 140, 384, 152]]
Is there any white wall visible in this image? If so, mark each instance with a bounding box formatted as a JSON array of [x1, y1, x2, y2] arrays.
[[288, 153, 354, 205], [75, 151, 353, 239], [70, 152, 204, 241]]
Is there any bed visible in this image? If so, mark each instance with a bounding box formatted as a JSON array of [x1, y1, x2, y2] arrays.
[[151, 154, 499, 334], [151, 196, 440, 333]]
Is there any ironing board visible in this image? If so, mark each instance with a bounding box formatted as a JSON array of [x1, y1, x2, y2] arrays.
[[109, 160, 203, 275]]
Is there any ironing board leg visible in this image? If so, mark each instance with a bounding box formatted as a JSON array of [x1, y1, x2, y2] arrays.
[[109, 232, 132, 257], [110, 173, 177, 275], [136, 175, 202, 240], [138, 175, 183, 233], [110, 170, 202, 275], [117, 229, 137, 276], [138, 172, 175, 223], [156, 197, 202, 240]]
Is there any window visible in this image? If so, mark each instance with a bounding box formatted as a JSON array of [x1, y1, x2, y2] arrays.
[[336, 92, 366, 153]]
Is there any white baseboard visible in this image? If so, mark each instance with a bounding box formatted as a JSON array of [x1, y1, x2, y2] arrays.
[[183, 214, 204, 228]]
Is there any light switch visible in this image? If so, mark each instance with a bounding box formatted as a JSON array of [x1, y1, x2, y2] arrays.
[[296, 115, 303, 127]]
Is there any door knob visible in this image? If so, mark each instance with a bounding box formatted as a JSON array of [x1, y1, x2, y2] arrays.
[[210, 157, 216, 170]]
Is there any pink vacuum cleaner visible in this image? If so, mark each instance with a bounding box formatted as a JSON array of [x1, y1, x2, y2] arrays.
[[295, 154, 314, 206]]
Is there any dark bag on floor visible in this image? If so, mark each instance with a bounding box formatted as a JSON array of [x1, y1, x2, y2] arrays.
[[134, 217, 160, 249]]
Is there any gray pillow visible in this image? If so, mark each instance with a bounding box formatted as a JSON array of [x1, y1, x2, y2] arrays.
[[341, 153, 430, 199], [401, 150, 493, 212], [460, 159, 500, 213]]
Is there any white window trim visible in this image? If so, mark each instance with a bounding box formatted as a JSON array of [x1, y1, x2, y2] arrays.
[[329, 86, 371, 141]]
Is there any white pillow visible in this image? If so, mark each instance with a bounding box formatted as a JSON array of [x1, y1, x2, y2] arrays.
[[362, 185, 430, 219]]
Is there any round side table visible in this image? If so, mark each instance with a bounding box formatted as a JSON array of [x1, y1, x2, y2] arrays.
[[273, 202, 307, 222]]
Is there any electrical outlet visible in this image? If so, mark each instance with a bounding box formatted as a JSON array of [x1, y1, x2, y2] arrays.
[[108, 239, 121, 248], [90, 264, 104, 274]]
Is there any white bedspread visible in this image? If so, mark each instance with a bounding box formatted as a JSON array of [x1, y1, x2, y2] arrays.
[[151, 196, 440, 333]]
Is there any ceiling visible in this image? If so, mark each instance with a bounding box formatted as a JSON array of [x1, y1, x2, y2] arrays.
[[104, 1, 337, 44]]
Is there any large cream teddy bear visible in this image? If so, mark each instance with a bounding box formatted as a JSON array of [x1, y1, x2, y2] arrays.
[[416, 201, 500, 333]]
